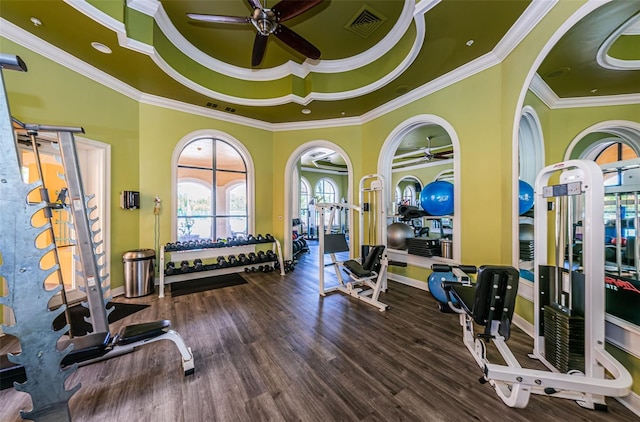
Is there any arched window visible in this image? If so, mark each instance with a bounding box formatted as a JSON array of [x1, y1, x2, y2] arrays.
[[395, 186, 402, 204], [402, 184, 416, 205], [315, 177, 338, 229], [315, 177, 337, 203], [176, 138, 248, 241]]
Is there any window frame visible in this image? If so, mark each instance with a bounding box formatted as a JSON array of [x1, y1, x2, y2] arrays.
[[172, 130, 254, 242]]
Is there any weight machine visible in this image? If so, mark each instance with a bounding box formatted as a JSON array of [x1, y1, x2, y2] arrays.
[[317, 174, 389, 311], [432, 160, 632, 411], [0, 54, 193, 422]]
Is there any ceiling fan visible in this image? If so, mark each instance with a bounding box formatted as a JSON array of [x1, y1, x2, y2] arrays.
[[187, 0, 323, 67], [393, 136, 453, 167]]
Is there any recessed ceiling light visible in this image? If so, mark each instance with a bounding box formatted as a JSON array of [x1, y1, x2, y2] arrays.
[[590, 88, 598, 94], [465, 40, 474, 47], [341, 111, 346, 116], [30, 17, 42, 27], [301, 108, 311, 115], [91, 42, 112, 54]]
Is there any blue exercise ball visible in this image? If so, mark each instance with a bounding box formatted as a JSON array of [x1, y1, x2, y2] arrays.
[[420, 181, 454, 216], [428, 271, 458, 305], [519, 180, 534, 215]]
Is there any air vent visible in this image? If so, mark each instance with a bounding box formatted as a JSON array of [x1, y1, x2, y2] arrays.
[[205, 102, 218, 109], [345, 5, 386, 38]]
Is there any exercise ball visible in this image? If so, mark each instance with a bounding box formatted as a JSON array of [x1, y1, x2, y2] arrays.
[[428, 270, 458, 305], [387, 222, 414, 250], [519, 180, 534, 215], [420, 181, 454, 216]]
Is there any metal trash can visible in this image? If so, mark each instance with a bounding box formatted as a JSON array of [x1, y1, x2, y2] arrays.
[[440, 239, 452, 259], [123, 249, 155, 298]]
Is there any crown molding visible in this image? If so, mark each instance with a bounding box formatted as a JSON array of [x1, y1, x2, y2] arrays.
[[127, 0, 417, 80], [492, 0, 558, 60], [70, 0, 424, 106], [138, 94, 274, 131], [597, 13, 640, 70], [529, 73, 640, 109], [6, 2, 634, 132], [528, 73, 558, 108], [0, 18, 141, 103]]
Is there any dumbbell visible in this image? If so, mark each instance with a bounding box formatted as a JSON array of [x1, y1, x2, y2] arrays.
[[257, 251, 266, 262], [227, 255, 238, 266], [246, 234, 257, 244], [248, 252, 258, 263], [217, 256, 228, 268], [255, 234, 265, 243], [193, 258, 203, 271], [238, 254, 249, 265], [265, 234, 274, 242], [180, 260, 190, 273], [266, 250, 276, 261], [165, 262, 175, 276]]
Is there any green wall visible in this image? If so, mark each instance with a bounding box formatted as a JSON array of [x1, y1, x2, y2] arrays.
[[2, 0, 639, 397], [2, 38, 140, 293]]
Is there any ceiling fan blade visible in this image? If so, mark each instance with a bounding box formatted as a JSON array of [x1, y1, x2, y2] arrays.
[[187, 13, 250, 24], [274, 24, 320, 60], [252, 33, 269, 67], [247, 0, 263, 10], [272, 0, 323, 22]]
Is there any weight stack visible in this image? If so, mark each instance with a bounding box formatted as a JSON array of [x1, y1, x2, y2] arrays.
[[543, 305, 585, 373], [406, 238, 440, 257]]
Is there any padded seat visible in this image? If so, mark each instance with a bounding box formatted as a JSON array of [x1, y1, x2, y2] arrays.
[[446, 266, 519, 340], [118, 320, 171, 345], [60, 331, 111, 367], [343, 245, 385, 278]]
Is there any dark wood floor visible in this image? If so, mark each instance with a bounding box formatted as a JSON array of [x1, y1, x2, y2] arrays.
[[1, 248, 638, 421]]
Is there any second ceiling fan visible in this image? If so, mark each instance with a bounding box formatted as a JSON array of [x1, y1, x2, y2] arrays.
[[188, 0, 323, 67]]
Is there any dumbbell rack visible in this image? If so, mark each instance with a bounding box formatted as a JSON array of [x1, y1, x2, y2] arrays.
[[158, 239, 284, 298]]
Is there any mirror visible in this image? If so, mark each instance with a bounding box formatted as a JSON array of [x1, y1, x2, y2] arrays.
[[294, 146, 349, 257], [517, 2, 640, 321], [389, 124, 454, 255]]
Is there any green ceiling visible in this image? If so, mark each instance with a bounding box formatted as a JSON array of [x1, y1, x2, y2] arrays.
[[0, 0, 638, 124]]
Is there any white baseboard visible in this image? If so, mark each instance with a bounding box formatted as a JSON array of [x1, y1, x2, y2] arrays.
[[111, 286, 124, 298], [387, 273, 428, 291], [618, 391, 640, 418]]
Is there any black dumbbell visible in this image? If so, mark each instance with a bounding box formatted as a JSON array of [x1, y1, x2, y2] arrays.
[[165, 262, 175, 276], [257, 251, 266, 262], [228, 255, 238, 266], [217, 256, 228, 268], [248, 252, 258, 263], [193, 258, 203, 271], [266, 250, 276, 261], [180, 260, 190, 273], [265, 234, 274, 242], [246, 234, 257, 244], [238, 254, 249, 265]]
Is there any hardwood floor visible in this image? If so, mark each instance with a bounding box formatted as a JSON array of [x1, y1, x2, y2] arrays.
[[1, 248, 638, 421]]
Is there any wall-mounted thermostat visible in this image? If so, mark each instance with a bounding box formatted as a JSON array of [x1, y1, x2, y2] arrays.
[[120, 191, 140, 210]]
